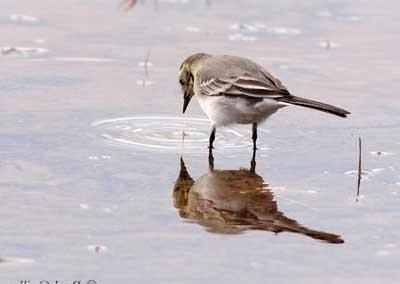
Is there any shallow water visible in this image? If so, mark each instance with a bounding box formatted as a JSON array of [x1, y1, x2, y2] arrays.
[[1, 0, 400, 283]]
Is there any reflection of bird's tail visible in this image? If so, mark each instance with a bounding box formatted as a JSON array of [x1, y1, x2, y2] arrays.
[[291, 227, 344, 244], [251, 215, 344, 244], [278, 95, 350, 118], [272, 218, 344, 244]]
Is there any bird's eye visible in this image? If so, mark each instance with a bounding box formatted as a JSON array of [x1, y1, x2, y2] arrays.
[[179, 79, 184, 85]]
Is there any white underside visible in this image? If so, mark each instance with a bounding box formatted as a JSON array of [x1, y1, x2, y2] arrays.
[[196, 95, 286, 126]]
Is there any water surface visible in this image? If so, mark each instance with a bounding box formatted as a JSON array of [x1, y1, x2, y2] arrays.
[[1, 0, 399, 283]]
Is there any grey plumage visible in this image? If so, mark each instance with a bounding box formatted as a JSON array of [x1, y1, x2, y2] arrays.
[[194, 54, 350, 118]]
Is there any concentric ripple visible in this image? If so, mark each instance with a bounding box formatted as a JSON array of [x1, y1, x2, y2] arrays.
[[91, 116, 269, 153]]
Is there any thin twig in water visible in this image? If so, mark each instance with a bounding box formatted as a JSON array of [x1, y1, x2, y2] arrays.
[[356, 137, 362, 202]]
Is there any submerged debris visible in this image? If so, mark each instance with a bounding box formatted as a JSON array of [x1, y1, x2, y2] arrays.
[[0, 258, 34, 264], [1, 46, 49, 56], [1, 47, 18, 54], [9, 14, 40, 23], [370, 151, 395, 157], [320, 40, 339, 49], [88, 245, 108, 254]]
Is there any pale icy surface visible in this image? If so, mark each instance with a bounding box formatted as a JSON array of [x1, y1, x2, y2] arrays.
[[1, 0, 400, 283]]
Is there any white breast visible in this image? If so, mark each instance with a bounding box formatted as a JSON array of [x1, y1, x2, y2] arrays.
[[196, 94, 286, 126]]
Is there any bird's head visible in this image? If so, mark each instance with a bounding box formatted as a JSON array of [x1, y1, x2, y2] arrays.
[[178, 53, 210, 113]]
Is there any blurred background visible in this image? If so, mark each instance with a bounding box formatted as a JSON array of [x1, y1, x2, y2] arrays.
[[1, 0, 399, 283]]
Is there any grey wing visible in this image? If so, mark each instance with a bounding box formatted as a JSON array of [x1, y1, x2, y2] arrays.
[[196, 55, 290, 99]]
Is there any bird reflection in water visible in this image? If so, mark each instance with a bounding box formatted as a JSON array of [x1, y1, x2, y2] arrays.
[[173, 150, 344, 244]]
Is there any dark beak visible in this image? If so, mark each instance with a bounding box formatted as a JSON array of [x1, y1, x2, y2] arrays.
[[182, 94, 192, 114]]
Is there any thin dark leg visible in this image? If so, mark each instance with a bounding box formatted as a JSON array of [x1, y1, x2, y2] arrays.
[[208, 148, 215, 172], [252, 122, 258, 150], [250, 147, 256, 173], [209, 126, 216, 149]]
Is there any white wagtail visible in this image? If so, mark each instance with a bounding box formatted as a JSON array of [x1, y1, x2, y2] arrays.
[[178, 53, 350, 150]]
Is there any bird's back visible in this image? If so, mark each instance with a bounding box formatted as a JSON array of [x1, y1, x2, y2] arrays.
[[197, 55, 288, 92]]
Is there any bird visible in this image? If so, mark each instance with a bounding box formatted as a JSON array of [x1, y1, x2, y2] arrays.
[[178, 53, 350, 150]]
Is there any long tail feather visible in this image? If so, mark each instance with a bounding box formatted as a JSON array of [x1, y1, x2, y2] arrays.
[[277, 95, 350, 118]]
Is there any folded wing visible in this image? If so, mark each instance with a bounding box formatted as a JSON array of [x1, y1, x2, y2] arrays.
[[198, 72, 290, 99]]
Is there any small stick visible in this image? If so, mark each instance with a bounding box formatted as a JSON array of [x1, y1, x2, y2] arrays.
[[356, 137, 362, 202]]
